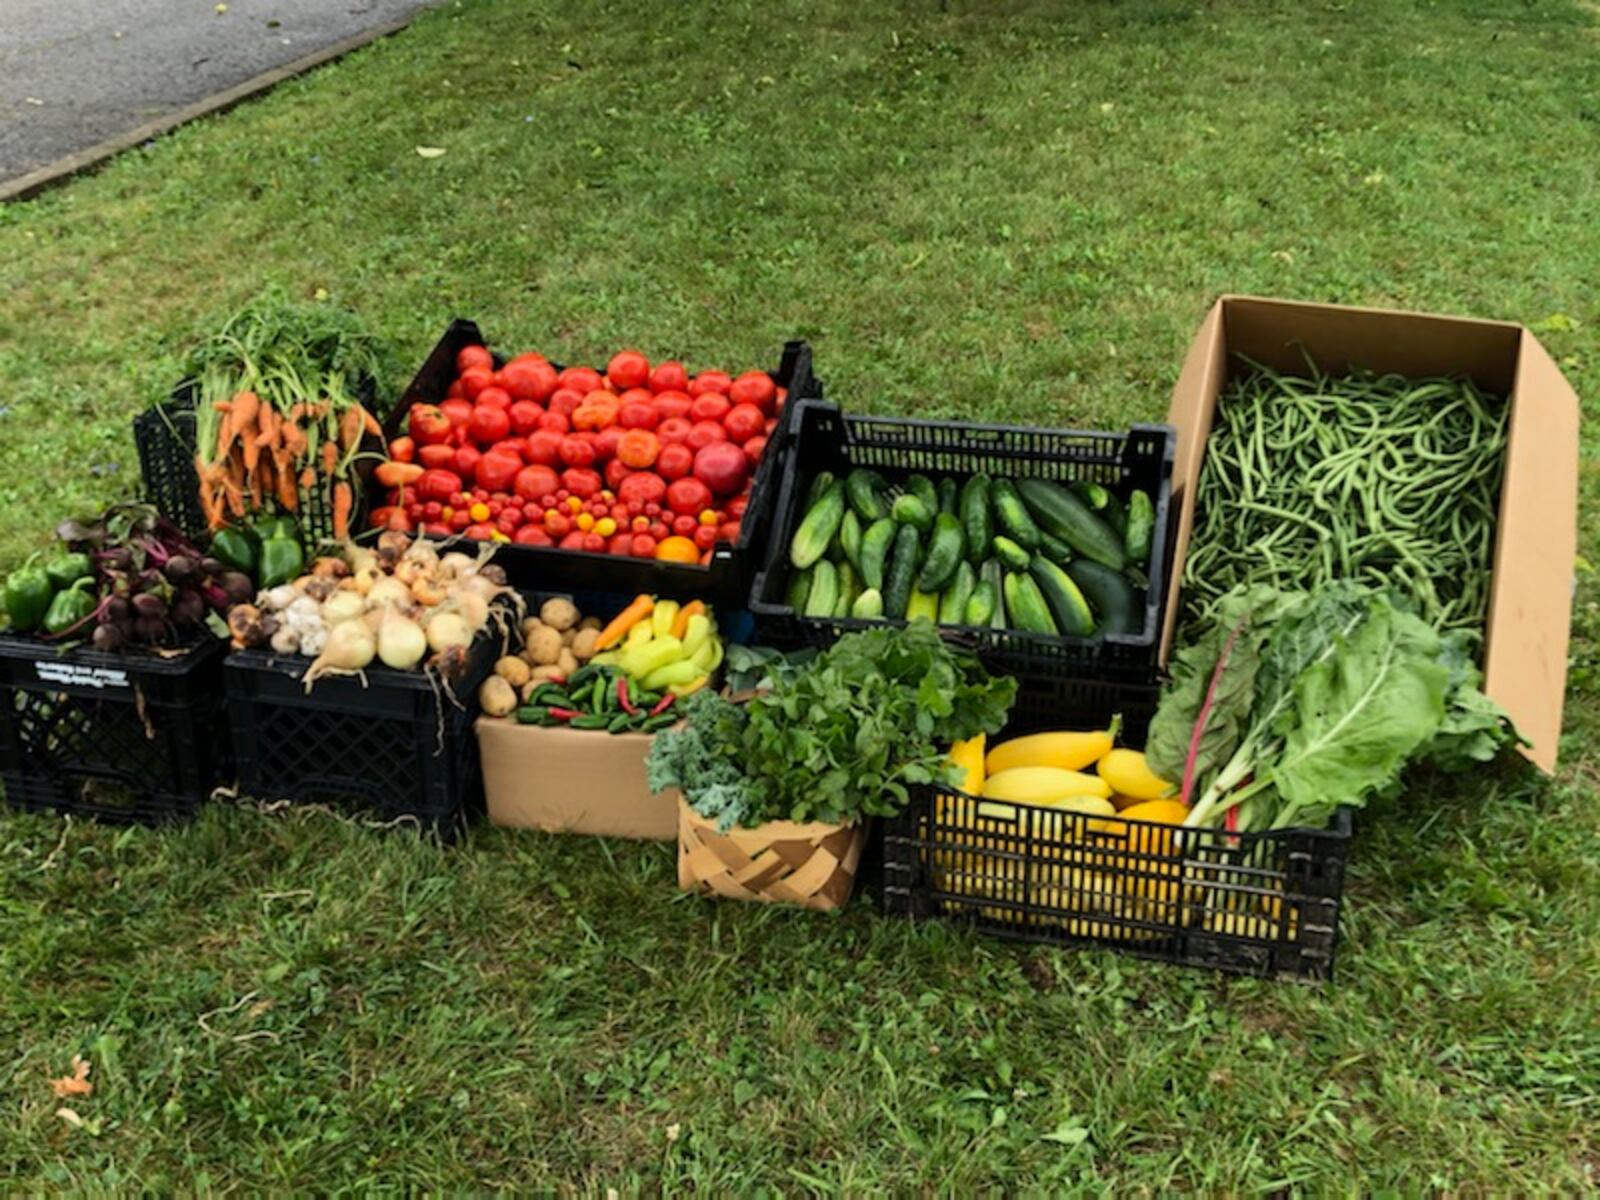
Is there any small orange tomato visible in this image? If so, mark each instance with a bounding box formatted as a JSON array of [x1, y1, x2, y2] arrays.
[[654, 535, 700, 564]]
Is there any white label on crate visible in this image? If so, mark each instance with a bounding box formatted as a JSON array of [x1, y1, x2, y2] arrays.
[[34, 661, 129, 690]]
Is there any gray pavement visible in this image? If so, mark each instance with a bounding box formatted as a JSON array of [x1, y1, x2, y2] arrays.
[[0, 0, 435, 183]]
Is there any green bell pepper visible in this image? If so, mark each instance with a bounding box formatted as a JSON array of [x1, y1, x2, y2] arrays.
[[254, 516, 301, 543], [3, 555, 54, 633], [43, 578, 98, 636], [258, 537, 305, 589], [210, 527, 259, 575], [44, 551, 93, 590]]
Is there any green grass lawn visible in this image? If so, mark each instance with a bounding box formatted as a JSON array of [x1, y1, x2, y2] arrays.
[[3, 0, 1599, 1189]]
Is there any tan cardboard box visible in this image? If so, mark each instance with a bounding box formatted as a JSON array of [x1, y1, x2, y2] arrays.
[[477, 717, 678, 839], [1165, 295, 1580, 772]]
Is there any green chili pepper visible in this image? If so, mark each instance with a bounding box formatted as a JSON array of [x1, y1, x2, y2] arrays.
[[567, 664, 600, 691], [258, 537, 304, 588], [44, 551, 92, 590], [591, 675, 609, 714], [606, 712, 635, 734], [640, 712, 679, 733], [528, 685, 571, 708], [516, 705, 551, 725], [3, 555, 54, 633], [43, 578, 98, 636], [570, 713, 611, 730], [210, 527, 259, 575]]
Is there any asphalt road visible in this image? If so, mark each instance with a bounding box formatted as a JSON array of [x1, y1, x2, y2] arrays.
[[0, 0, 436, 184]]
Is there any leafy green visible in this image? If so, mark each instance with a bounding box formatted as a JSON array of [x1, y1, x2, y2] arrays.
[[644, 690, 760, 830]]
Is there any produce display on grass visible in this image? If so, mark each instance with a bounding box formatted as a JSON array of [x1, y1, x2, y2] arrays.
[[372, 343, 785, 562], [784, 465, 1154, 639], [0, 503, 251, 650], [1183, 362, 1508, 640]]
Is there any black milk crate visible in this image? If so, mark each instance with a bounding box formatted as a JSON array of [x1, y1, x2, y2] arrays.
[[223, 624, 506, 840], [134, 380, 383, 548], [748, 400, 1176, 685], [0, 634, 230, 825], [389, 319, 823, 605]]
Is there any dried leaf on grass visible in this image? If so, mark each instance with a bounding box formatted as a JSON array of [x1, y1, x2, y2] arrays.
[[50, 1055, 92, 1098]]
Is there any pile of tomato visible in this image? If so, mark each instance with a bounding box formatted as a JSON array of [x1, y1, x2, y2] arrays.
[[370, 344, 785, 563]]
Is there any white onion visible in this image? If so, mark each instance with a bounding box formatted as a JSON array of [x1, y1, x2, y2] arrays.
[[377, 606, 428, 670], [321, 591, 366, 626], [366, 577, 411, 610], [320, 620, 375, 670], [439, 552, 478, 579], [454, 591, 490, 633], [425, 611, 472, 654]]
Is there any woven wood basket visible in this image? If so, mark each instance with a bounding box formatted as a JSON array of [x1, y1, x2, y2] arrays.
[[677, 797, 867, 912]]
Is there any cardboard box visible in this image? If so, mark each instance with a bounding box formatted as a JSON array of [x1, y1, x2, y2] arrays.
[[1165, 296, 1580, 772], [477, 717, 677, 839]]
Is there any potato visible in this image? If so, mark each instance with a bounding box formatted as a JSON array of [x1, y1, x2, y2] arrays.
[[540, 597, 580, 632], [525, 665, 566, 690], [494, 655, 531, 688], [570, 627, 600, 661], [520, 616, 544, 641], [578, 615, 602, 632], [560, 627, 576, 646], [526, 624, 564, 665], [556, 648, 578, 676], [478, 675, 518, 718]]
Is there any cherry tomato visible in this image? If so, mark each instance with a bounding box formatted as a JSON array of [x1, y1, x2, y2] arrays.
[[673, 513, 699, 537], [656, 442, 694, 481], [694, 524, 719, 551], [608, 532, 634, 555], [423, 500, 444, 521], [719, 520, 742, 543], [545, 510, 573, 537], [688, 370, 731, 396], [690, 394, 732, 424], [648, 520, 670, 542], [457, 344, 493, 373], [449, 508, 472, 531], [606, 350, 650, 390], [723, 403, 765, 443], [582, 532, 607, 553], [686, 420, 728, 451], [631, 533, 658, 557], [729, 370, 777, 414]]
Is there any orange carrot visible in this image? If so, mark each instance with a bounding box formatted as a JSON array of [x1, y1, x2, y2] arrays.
[[276, 450, 299, 511], [229, 391, 260, 439], [322, 440, 339, 477], [374, 462, 424, 489], [357, 404, 383, 438], [339, 406, 363, 451], [213, 399, 233, 415], [670, 600, 706, 640], [594, 594, 655, 651], [331, 481, 353, 540], [255, 406, 279, 449]]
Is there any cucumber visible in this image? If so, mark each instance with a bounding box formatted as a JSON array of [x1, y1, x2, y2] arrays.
[[963, 578, 996, 627], [833, 560, 859, 618], [803, 559, 839, 618], [1030, 557, 1097, 637], [1125, 489, 1154, 565], [883, 524, 920, 620], [1070, 480, 1110, 510], [907, 474, 938, 514], [991, 535, 1032, 572], [1015, 478, 1126, 570], [1102, 491, 1128, 541], [790, 480, 847, 569], [991, 478, 1042, 550], [981, 558, 1007, 630], [918, 512, 965, 592], [1067, 558, 1138, 635], [938, 560, 976, 624], [845, 468, 889, 522], [859, 517, 896, 590], [1038, 531, 1075, 566], [891, 493, 934, 533], [785, 565, 812, 612], [959, 474, 992, 565], [804, 469, 836, 512], [906, 586, 940, 623], [1004, 571, 1058, 636], [937, 477, 959, 516], [851, 587, 884, 619], [839, 509, 863, 571]]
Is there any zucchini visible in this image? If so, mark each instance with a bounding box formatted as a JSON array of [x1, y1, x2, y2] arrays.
[[963, 578, 997, 627], [845, 468, 889, 522], [851, 587, 884, 620], [937, 477, 959, 516], [790, 480, 847, 569], [1070, 480, 1111, 510], [891, 493, 935, 533], [981, 558, 1007, 630], [1102, 491, 1128, 541], [991, 535, 1032, 572], [1125, 489, 1154, 565], [1067, 558, 1139, 635], [803, 559, 839, 618], [839, 509, 863, 571], [991, 478, 1042, 550], [1004, 571, 1058, 636], [907, 474, 939, 514], [883, 524, 920, 620], [938, 560, 977, 625], [918, 512, 965, 592], [1030, 557, 1096, 637], [859, 518, 896, 590], [804, 469, 836, 512], [1015, 478, 1126, 571], [906, 586, 940, 623], [784, 565, 812, 612], [1038, 531, 1075, 566], [959, 474, 992, 565], [833, 560, 859, 618]]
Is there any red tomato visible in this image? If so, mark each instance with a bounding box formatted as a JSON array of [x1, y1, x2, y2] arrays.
[[446, 380, 464, 400], [686, 420, 728, 452], [690, 394, 732, 424], [424, 522, 452, 537], [729, 370, 777, 414], [631, 533, 658, 557], [515, 526, 554, 546], [562, 468, 603, 498], [476, 386, 512, 411], [459, 367, 494, 400], [509, 400, 543, 436], [694, 524, 719, 551], [727, 494, 749, 518], [617, 387, 654, 409], [409, 404, 453, 445], [508, 350, 547, 365], [464, 522, 496, 540], [545, 510, 573, 537], [673, 514, 699, 537], [693, 441, 749, 496], [453, 445, 482, 479], [559, 530, 587, 551], [557, 366, 603, 395], [649, 360, 688, 393], [537, 410, 571, 435], [582, 532, 606, 553], [388, 436, 416, 464], [457, 344, 494, 373], [606, 350, 650, 391], [559, 436, 596, 468], [667, 477, 713, 516], [742, 435, 768, 465], [423, 500, 444, 521], [652, 391, 693, 422], [514, 465, 560, 501], [656, 442, 694, 481], [723, 403, 765, 443], [765, 417, 778, 434], [471, 487, 489, 502], [608, 532, 634, 555], [547, 387, 583, 417], [688, 370, 731, 396], [499, 360, 556, 403], [618, 402, 658, 430], [604, 458, 633, 490], [469, 405, 512, 445], [441, 398, 474, 429], [418, 443, 456, 470], [592, 427, 623, 462], [367, 506, 409, 532], [496, 516, 521, 536], [525, 430, 563, 466], [719, 520, 742, 542], [657, 417, 692, 446], [617, 471, 667, 509], [475, 452, 522, 493], [419, 469, 463, 502]]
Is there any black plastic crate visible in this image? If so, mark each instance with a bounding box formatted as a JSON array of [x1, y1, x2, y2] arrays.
[[134, 379, 383, 548], [0, 634, 230, 825], [224, 622, 507, 840], [748, 400, 1175, 684], [388, 319, 823, 604]]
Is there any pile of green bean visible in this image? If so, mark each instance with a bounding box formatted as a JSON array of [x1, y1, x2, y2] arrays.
[[1183, 361, 1509, 637]]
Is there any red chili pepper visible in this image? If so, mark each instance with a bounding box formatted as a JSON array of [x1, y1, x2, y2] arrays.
[[617, 676, 639, 715], [648, 693, 676, 717], [546, 707, 582, 722]]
